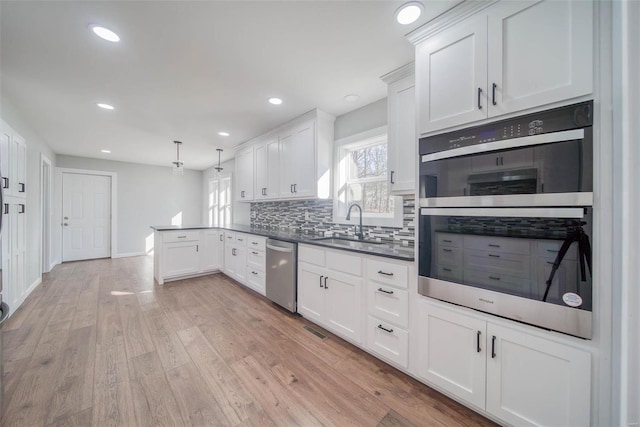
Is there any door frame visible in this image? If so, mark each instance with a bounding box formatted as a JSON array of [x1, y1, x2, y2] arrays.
[[40, 154, 53, 273], [57, 168, 118, 260]]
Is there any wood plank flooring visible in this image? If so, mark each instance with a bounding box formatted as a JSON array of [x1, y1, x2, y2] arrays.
[[1, 255, 496, 426]]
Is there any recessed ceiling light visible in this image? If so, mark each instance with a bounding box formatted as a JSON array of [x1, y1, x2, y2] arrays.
[[395, 2, 423, 25], [268, 97, 283, 105], [97, 103, 115, 110], [91, 25, 120, 42], [218, 131, 230, 137], [101, 149, 111, 154], [344, 94, 360, 102]]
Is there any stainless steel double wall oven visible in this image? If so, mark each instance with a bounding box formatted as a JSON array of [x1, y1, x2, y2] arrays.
[[418, 101, 594, 338]]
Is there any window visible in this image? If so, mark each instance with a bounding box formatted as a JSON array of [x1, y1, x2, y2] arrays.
[[334, 127, 402, 227], [208, 175, 231, 227]]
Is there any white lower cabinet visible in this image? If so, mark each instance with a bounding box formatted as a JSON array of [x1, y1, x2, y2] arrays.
[[298, 245, 363, 344], [367, 315, 409, 368], [223, 232, 267, 296], [224, 231, 247, 284], [245, 235, 266, 295], [416, 298, 591, 426], [153, 229, 224, 285]]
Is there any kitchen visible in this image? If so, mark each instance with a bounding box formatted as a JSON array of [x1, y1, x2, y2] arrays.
[[0, 0, 638, 426]]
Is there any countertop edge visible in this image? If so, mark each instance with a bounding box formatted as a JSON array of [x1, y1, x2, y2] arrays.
[[150, 225, 415, 262]]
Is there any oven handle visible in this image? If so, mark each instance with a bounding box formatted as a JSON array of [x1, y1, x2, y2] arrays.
[[421, 128, 584, 162], [420, 207, 585, 219]]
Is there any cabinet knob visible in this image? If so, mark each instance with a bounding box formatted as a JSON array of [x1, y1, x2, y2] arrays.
[[63, 223, 68, 226]]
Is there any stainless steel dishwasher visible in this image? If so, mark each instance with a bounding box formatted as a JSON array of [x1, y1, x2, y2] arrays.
[[265, 239, 297, 312]]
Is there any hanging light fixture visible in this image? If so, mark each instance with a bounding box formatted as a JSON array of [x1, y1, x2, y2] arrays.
[[214, 148, 224, 173], [172, 140, 184, 175]]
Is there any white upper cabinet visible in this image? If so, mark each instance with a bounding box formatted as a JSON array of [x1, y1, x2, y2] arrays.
[[279, 119, 315, 198], [412, 0, 593, 135], [235, 109, 334, 203], [383, 64, 417, 195], [487, 0, 593, 117], [254, 135, 279, 200], [1, 120, 27, 198], [416, 16, 488, 134], [235, 146, 254, 201]]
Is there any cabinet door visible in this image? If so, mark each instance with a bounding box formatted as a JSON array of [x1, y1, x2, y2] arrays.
[[224, 241, 236, 277], [265, 137, 280, 199], [201, 230, 222, 272], [162, 241, 200, 278], [387, 75, 416, 194], [416, 300, 487, 409], [235, 147, 254, 201], [1, 126, 11, 195], [325, 270, 362, 343], [278, 131, 295, 198], [291, 120, 316, 198], [486, 323, 591, 426], [297, 263, 326, 325], [254, 143, 268, 200], [487, 0, 593, 117], [14, 135, 26, 196], [234, 246, 247, 284], [416, 15, 488, 134]]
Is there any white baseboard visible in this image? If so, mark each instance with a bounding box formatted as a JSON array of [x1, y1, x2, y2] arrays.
[[112, 252, 147, 259], [46, 260, 59, 273], [27, 277, 42, 294]]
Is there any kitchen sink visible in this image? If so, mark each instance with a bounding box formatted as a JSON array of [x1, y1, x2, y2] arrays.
[[312, 237, 385, 248]]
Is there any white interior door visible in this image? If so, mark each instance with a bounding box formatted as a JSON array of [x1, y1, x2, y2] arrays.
[[62, 173, 111, 262]]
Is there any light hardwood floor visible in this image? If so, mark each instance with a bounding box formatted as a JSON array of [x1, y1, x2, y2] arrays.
[[1, 255, 496, 426]]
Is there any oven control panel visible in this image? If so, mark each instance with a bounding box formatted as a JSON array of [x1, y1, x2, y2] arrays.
[[421, 101, 592, 155]]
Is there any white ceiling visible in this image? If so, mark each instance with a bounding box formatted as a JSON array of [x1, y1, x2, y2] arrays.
[[1, 1, 460, 170]]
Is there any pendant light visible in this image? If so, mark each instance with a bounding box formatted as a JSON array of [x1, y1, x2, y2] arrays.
[[214, 148, 224, 173], [172, 140, 184, 175]]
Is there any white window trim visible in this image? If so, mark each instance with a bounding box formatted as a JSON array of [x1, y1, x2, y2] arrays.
[[333, 126, 403, 228], [207, 172, 232, 227]]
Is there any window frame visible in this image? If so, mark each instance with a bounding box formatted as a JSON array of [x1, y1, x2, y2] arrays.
[[333, 126, 403, 228]]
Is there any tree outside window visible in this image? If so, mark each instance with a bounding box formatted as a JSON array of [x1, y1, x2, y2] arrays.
[[345, 142, 394, 216]]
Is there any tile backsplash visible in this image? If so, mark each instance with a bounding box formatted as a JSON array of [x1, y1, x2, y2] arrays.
[[250, 197, 415, 246]]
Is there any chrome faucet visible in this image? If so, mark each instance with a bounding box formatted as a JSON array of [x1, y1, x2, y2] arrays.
[[346, 203, 364, 240]]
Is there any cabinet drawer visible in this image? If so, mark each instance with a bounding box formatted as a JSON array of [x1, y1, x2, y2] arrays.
[[225, 232, 236, 244], [247, 249, 265, 271], [246, 268, 266, 295], [235, 233, 247, 247], [247, 235, 266, 251], [464, 235, 531, 255], [367, 283, 408, 328], [464, 249, 530, 278], [537, 240, 578, 261], [464, 268, 531, 298], [365, 258, 408, 289], [326, 250, 362, 276], [162, 230, 200, 243], [366, 315, 408, 368], [436, 233, 463, 248], [437, 264, 463, 281], [299, 245, 325, 266], [437, 245, 463, 266]]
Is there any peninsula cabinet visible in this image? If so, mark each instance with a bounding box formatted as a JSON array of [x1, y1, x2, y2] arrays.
[[153, 229, 223, 285], [413, 0, 593, 134], [416, 298, 591, 426]]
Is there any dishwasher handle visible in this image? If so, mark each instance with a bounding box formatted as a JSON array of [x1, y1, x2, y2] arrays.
[[266, 243, 293, 253]]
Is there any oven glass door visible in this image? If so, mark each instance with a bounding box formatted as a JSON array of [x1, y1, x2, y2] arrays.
[[419, 129, 593, 206], [419, 207, 592, 312]]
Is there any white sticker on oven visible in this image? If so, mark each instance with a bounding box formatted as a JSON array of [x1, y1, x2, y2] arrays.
[[562, 292, 583, 308]]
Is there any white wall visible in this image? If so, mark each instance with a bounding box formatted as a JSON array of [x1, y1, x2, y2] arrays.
[[202, 158, 250, 225], [55, 155, 203, 258], [1, 96, 57, 291], [334, 97, 387, 140]]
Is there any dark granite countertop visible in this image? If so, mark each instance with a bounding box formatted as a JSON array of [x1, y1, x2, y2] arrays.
[[150, 224, 415, 261]]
